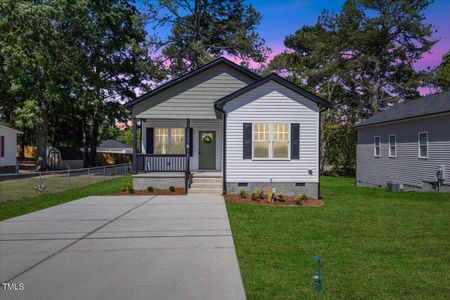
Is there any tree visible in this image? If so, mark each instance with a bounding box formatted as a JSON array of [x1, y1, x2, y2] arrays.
[[269, 0, 437, 174], [0, 1, 71, 169], [429, 50, 450, 91], [147, 0, 269, 75], [1, 0, 163, 168]]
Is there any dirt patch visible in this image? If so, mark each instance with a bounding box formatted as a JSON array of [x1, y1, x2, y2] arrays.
[[114, 188, 186, 196], [224, 194, 323, 207]]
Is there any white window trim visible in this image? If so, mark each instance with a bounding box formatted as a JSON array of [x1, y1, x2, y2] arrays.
[[252, 122, 291, 161], [418, 131, 428, 159], [374, 136, 381, 157], [389, 134, 396, 158], [154, 127, 185, 155]]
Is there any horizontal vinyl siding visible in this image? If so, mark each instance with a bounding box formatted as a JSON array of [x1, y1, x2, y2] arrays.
[[225, 81, 319, 183], [134, 64, 255, 119], [356, 114, 450, 187], [142, 119, 222, 171]]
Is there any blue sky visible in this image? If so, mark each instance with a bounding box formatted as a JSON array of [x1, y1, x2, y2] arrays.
[[141, 0, 450, 70], [247, 0, 450, 70]]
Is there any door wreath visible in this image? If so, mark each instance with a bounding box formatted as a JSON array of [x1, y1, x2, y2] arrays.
[[202, 135, 212, 144]]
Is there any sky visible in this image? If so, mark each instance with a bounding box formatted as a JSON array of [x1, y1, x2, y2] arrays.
[[246, 0, 450, 70]]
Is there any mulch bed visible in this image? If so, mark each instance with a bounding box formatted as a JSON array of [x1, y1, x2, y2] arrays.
[[224, 194, 324, 207], [114, 188, 186, 196]]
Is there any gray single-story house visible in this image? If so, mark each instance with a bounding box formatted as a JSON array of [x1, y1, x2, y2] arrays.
[[97, 139, 133, 154], [355, 91, 450, 192], [125, 57, 331, 197]]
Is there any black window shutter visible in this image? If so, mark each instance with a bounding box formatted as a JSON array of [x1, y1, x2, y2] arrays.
[[146, 128, 154, 154], [243, 123, 252, 159], [291, 123, 300, 159], [189, 128, 193, 157], [0, 136, 4, 157]]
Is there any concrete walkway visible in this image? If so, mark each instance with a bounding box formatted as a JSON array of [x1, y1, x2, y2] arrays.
[[0, 195, 245, 300]]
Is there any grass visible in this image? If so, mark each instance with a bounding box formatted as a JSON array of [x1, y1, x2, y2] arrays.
[[0, 176, 131, 221], [0, 168, 127, 202], [226, 176, 450, 299]]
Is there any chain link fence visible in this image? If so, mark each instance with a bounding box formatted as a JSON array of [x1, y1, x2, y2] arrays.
[[0, 164, 131, 203]]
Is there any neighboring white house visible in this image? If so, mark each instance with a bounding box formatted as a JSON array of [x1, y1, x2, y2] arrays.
[[0, 124, 22, 173], [125, 57, 331, 197]]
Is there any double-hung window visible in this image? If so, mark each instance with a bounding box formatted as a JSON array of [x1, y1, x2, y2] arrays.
[[389, 135, 396, 157], [253, 123, 290, 159], [374, 136, 381, 157], [154, 128, 185, 154], [418, 132, 428, 158]]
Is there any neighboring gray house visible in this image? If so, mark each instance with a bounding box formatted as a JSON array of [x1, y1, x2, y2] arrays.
[[355, 91, 450, 192], [125, 57, 331, 197], [97, 140, 132, 154]]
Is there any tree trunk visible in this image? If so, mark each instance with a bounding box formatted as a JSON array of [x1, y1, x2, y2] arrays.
[[19, 133, 25, 160], [81, 112, 89, 167], [35, 111, 48, 171], [88, 107, 100, 167]]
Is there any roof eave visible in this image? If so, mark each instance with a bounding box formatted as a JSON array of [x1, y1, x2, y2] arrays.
[[354, 110, 450, 129]]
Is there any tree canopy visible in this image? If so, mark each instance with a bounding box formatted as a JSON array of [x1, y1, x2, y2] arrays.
[[147, 0, 270, 75], [270, 0, 437, 174]]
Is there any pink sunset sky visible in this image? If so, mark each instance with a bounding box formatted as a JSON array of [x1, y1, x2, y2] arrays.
[[246, 0, 450, 71]]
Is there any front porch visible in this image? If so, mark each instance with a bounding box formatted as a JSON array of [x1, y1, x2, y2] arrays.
[[131, 118, 224, 193]]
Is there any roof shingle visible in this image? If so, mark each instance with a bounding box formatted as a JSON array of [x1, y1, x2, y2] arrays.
[[356, 91, 450, 128]]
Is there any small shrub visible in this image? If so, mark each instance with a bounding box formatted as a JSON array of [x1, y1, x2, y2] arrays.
[[127, 185, 135, 194], [238, 189, 246, 198], [295, 193, 308, 205], [258, 189, 265, 200], [169, 186, 176, 192], [121, 186, 127, 192], [147, 186, 154, 193], [251, 190, 260, 201], [276, 192, 286, 202]]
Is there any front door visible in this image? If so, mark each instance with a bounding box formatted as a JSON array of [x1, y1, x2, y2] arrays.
[[199, 131, 216, 170]]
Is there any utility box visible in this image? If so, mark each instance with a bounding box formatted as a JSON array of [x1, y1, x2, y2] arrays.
[[437, 165, 445, 181], [387, 182, 402, 192]]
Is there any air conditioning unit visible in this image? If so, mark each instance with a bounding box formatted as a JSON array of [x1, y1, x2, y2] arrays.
[[387, 182, 402, 192]]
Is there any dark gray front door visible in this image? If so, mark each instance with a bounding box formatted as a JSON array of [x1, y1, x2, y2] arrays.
[[199, 131, 216, 169]]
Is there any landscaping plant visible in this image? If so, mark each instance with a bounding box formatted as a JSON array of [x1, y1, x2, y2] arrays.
[[251, 191, 260, 201], [276, 192, 286, 202], [169, 186, 176, 192], [147, 186, 154, 192], [127, 185, 134, 194], [238, 189, 247, 198], [295, 193, 308, 205]]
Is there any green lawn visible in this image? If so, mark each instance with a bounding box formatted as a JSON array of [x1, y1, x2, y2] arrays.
[[227, 176, 450, 299], [0, 176, 131, 221]]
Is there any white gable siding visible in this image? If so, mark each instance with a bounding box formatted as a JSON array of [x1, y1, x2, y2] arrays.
[[142, 119, 222, 171], [224, 81, 320, 183]]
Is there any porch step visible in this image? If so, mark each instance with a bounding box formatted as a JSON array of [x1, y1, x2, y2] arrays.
[[191, 177, 222, 184], [189, 187, 223, 194], [190, 182, 222, 189], [189, 172, 223, 194], [192, 172, 222, 178]]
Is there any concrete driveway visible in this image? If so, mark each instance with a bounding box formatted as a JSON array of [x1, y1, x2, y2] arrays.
[[0, 195, 245, 300]]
